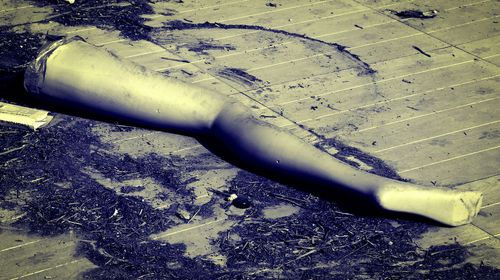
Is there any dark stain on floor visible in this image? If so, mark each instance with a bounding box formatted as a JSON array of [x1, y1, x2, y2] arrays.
[[161, 20, 376, 76], [217, 67, 263, 87], [316, 137, 405, 181]]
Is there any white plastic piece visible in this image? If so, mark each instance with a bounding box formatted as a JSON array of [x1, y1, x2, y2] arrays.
[[0, 102, 53, 130]]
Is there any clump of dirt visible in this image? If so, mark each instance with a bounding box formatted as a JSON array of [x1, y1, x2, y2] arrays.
[[0, 118, 220, 279], [389, 9, 438, 19]]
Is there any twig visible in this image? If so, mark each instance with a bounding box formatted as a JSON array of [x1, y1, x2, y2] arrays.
[[241, 241, 249, 250], [412, 46, 431, 57], [248, 268, 281, 276], [64, 219, 83, 226], [186, 207, 201, 224], [49, 214, 66, 223], [284, 249, 319, 266], [365, 238, 376, 247], [161, 57, 190, 63], [137, 273, 155, 279], [0, 144, 27, 156], [284, 240, 337, 267], [429, 246, 461, 256], [268, 193, 304, 207], [333, 210, 354, 216], [338, 242, 369, 261], [36, 211, 49, 222], [29, 177, 46, 183]]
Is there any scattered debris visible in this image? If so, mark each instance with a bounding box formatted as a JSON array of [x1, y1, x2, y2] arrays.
[[217, 67, 263, 86], [315, 137, 404, 181], [160, 57, 190, 63], [413, 45, 432, 57], [159, 20, 376, 75], [259, 114, 277, 119], [30, 0, 155, 41], [181, 69, 192, 76], [390, 9, 438, 19], [187, 41, 236, 54]]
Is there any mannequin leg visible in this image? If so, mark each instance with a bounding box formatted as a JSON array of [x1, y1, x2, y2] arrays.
[[24, 37, 482, 226]]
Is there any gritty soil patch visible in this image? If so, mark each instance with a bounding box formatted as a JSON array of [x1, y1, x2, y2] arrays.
[[213, 171, 499, 279], [29, 0, 155, 40], [0, 31, 44, 72], [1, 119, 499, 279], [0, 117, 220, 279]]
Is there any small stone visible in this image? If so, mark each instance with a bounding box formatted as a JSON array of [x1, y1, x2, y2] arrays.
[[227, 193, 238, 202]]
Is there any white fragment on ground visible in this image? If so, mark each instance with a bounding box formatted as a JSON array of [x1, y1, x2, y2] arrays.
[[0, 102, 53, 130], [345, 155, 373, 171]]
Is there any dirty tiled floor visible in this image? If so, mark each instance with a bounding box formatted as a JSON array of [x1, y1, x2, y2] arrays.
[[0, 0, 499, 279]]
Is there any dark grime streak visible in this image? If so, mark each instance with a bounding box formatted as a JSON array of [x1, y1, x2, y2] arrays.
[[159, 20, 377, 75]]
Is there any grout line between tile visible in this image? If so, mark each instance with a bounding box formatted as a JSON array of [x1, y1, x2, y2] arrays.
[[0, 240, 41, 253], [399, 145, 500, 174], [8, 259, 82, 280]]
